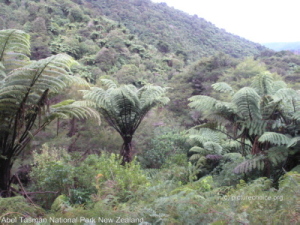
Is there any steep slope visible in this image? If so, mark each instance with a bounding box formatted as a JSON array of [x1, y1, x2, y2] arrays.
[[0, 0, 179, 85], [0, 0, 267, 86], [91, 0, 266, 61]]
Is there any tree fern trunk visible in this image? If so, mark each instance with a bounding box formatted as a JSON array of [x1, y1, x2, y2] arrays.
[[0, 158, 13, 197], [120, 136, 133, 165]]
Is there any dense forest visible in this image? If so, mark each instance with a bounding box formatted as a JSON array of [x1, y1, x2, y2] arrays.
[[0, 0, 300, 224]]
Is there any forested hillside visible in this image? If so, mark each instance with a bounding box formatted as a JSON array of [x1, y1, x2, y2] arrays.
[[0, 0, 300, 224], [88, 0, 266, 60]]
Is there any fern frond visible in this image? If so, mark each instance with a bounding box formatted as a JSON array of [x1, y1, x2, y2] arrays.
[[292, 112, 300, 122], [232, 87, 261, 120], [223, 153, 244, 161], [267, 147, 288, 166], [233, 155, 265, 174], [287, 137, 300, 148], [3, 54, 83, 95], [273, 80, 287, 90], [240, 120, 267, 136], [188, 128, 225, 144], [203, 141, 222, 154], [0, 29, 30, 74], [211, 82, 234, 94], [188, 95, 218, 113], [101, 79, 118, 89], [49, 102, 100, 125], [189, 153, 202, 161], [188, 134, 210, 146], [274, 88, 298, 100], [260, 95, 281, 119], [138, 84, 169, 107], [189, 146, 207, 154], [258, 132, 291, 146], [223, 141, 243, 153], [251, 72, 274, 95]]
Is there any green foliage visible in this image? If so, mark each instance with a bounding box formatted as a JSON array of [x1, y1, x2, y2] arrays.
[[0, 29, 99, 197], [94, 0, 265, 60], [212, 82, 234, 94], [212, 153, 245, 186], [30, 145, 75, 208], [77, 153, 150, 202], [219, 58, 267, 89], [0, 196, 44, 219], [138, 127, 189, 168], [189, 71, 300, 179], [232, 87, 261, 120], [0, 1, 299, 223], [82, 79, 169, 163], [0, 29, 30, 75]]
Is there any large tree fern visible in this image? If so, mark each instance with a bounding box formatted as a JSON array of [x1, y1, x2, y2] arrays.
[[0, 30, 99, 197], [189, 71, 300, 179]]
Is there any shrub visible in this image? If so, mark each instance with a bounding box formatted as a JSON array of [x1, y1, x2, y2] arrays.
[[77, 153, 150, 202], [30, 145, 75, 208]]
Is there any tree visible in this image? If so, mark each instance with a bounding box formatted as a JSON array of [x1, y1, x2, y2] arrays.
[[188, 72, 300, 179], [0, 29, 99, 197], [82, 79, 169, 164]]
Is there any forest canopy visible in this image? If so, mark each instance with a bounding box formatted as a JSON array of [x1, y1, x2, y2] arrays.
[[0, 0, 299, 224]]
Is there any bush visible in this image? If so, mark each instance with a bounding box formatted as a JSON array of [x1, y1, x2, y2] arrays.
[[138, 127, 189, 168], [30, 145, 75, 208], [78, 153, 150, 202]]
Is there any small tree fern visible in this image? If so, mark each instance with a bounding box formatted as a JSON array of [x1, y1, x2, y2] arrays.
[[82, 79, 169, 164]]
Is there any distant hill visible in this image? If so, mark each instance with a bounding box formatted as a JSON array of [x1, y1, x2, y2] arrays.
[[0, 0, 267, 85], [92, 0, 266, 61], [263, 42, 300, 53]]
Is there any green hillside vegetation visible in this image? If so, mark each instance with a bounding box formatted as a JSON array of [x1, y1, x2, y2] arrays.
[[0, 0, 300, 224], [0, 0, 182, 86], [92, 0, 265, 60]]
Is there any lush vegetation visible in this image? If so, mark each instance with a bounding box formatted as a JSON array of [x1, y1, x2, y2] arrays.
[[0, 0, 300, 224]]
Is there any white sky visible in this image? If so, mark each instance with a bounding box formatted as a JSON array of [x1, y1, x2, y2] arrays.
[[151, 0, 300, 43]]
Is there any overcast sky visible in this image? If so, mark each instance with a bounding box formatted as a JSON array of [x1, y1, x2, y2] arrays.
[[151, 0, 300, 43]]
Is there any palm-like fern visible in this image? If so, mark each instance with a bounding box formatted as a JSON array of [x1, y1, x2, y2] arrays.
[[82, 79, 169, 164], [0, 29, 99, 197], [189, 72, 300, 177]]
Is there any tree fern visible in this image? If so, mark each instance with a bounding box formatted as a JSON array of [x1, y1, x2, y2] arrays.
[[189, 74, 300, 179], [83, 79, 169, 164], [0, 30, 97, 197]]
